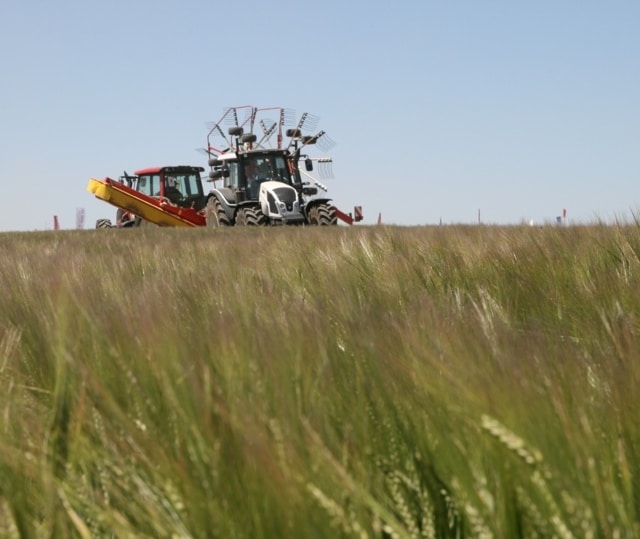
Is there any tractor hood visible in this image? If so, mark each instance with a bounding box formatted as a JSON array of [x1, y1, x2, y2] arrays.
[[258, 181, 304, 224]]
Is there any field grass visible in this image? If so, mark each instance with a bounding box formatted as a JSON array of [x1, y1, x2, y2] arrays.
[[0, 224, 638, 537]]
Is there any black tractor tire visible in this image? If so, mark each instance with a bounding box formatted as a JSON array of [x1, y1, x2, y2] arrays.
[[206, 197, 231, 227], [235, 206, 267, 226], [308, 203, 337, 226], [96, 218, 113, 229]]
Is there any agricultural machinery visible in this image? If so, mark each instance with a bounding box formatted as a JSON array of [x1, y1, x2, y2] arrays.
[[88, 106, 362, 228], [89, 166, 207, 228]]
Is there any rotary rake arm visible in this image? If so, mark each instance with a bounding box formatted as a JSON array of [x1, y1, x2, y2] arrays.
[[300, 168, 328, 192], [255, 119, 278, 149], [206, 105, 253, 156], [297, 156, 334, 192], [286, 112, 320, 150], [207, 106, 329, 156], [206, 106, 300, 155]]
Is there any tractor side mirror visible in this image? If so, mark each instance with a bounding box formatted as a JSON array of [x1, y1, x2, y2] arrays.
[[222, 167, 230, 178], [305, 158, 313, 172]]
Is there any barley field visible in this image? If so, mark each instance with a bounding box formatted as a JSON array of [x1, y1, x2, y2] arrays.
[[0, 224, 638, 537]]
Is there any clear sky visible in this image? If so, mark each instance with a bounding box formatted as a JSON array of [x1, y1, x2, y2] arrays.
[[1, 1, 638, 230]]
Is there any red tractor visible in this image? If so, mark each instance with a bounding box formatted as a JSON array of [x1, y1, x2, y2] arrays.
[[92, 166, 207, 228]]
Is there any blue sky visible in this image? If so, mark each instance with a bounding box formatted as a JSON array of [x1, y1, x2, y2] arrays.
[[1, 0, 638, 230]]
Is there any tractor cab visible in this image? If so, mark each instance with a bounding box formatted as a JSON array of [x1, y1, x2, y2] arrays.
[[239, 151, 296, 200], [134, 166, 207, 211], [210, 150, 296, 198]]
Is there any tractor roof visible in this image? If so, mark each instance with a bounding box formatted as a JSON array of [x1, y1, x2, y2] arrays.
[[215, 149, 290, 162], [135, 165, 205, 175]]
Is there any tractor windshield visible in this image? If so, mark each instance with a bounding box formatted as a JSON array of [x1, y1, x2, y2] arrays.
[[136, 169, 204, 208], [162, 169, 205, 208], [170, 171, 203, 198], [244, 155, 292, 198]]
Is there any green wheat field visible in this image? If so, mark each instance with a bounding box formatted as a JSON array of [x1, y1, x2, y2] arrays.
[[0, 224, 638, 537]]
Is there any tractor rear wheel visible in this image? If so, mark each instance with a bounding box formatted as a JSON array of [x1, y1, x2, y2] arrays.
[[206, 197, 230, 227], [308, 203, 337, 225], [235, 206, 267, 226]]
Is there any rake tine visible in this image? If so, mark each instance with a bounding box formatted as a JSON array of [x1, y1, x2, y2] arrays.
[[316, 158, 335, 179], [316, 133, 336, 152], [286, 112, 309, 150]]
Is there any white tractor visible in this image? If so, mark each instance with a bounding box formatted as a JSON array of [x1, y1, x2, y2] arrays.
[[204, 106, 352, 227]]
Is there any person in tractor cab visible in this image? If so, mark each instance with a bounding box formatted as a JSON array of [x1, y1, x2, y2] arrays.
[[164, 176, 182, 203], [245, 161, 260, 198], [244, 161, 257, 181], [246, 159, 271, 198]]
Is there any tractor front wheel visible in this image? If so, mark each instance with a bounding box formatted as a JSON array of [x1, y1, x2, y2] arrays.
[[235, 206, 267, 226], [308, 203, 337, 226], [206, 197, 230, 227]]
